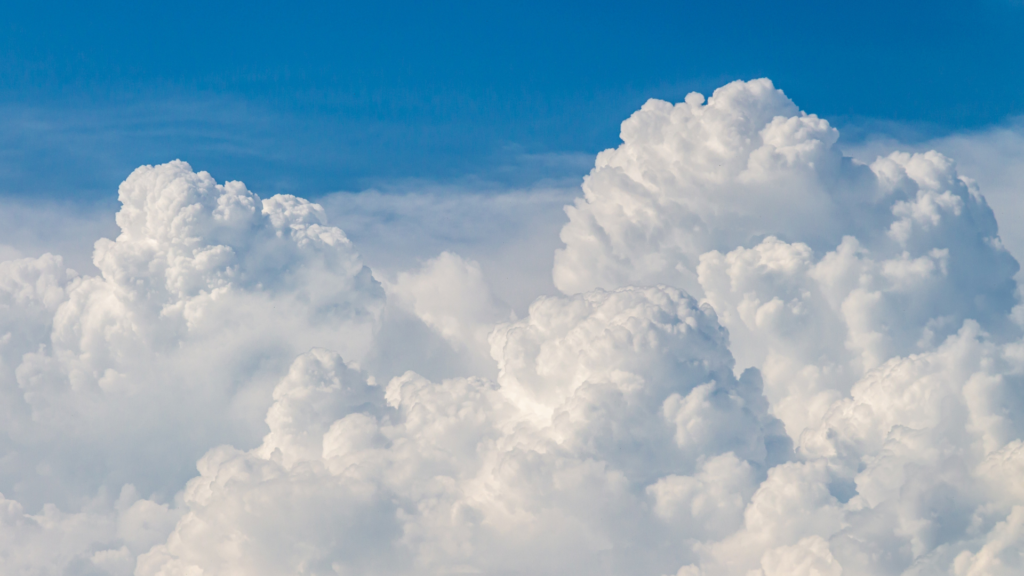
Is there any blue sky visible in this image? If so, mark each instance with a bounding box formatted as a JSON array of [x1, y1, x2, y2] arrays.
[[2, 0, 1023, 200]]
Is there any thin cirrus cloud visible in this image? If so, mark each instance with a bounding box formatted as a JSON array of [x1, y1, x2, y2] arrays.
[[2, 78, 1024, 575]]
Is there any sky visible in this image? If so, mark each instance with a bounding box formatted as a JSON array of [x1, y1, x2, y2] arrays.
[[2, 0, 1024, 199], [4, 2, 1024, 576]]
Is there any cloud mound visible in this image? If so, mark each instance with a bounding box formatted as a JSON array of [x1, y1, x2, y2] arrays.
[[4, 80, 1024, 576], [137, 286, 786, 576], [0, 161, 384, 509], [553, 79, 1016, 307]]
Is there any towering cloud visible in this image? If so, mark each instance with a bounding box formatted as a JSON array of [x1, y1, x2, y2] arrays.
[[3, 79, 1024, 575], [553, 79, 1016, 308]]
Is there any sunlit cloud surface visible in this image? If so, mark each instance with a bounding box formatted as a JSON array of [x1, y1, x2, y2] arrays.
[[3, 79, 1024, 576]]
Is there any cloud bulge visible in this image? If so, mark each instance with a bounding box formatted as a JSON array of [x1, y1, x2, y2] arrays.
[[2, 78, 1024, 575]]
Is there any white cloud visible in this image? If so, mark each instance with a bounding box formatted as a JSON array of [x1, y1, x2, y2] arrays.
[[844, 118, 1024, 279], [4, 79, 1024, 575], [0, 160, 384, 512], [382, 251, 508, 379], [0, 485, 178, 576], [320, 183, 577, 315], [137, 285, 785, 575]]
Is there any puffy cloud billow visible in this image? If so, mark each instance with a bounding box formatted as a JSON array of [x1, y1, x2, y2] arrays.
[[2, 79, 1024, 575]]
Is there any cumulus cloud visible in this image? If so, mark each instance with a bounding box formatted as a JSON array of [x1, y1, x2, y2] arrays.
[[846, 118, 1024, 280], [320, 183, 577, 314], [4, 78, 1024, 576], [136, 286, 786, 576], [0, 160, 384, 511]]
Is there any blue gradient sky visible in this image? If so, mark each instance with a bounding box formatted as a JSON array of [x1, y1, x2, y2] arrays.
[[2, 0, 1023, 199]]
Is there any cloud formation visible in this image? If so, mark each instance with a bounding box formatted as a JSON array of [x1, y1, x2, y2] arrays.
[[136, 286, 786, 576], [3, 79, 1024, 575], [1, 161, 383, 511]]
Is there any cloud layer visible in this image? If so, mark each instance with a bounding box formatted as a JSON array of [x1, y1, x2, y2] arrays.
[[3, 79, 1024, 575]]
